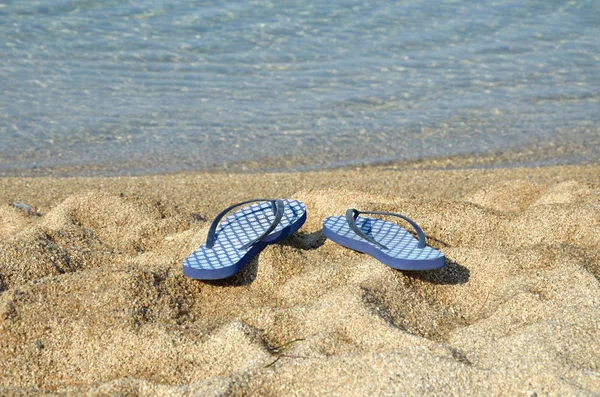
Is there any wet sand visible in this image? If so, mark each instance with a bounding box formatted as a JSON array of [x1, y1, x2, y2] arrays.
[[1, 164, 599, 395]]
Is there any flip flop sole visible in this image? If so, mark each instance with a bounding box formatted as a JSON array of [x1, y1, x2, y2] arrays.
[[323, 215, 445, 271], [183, 241, 267, 280], [183, 200, 306, 280]]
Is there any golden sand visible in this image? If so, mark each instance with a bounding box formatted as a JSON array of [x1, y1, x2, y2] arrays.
[[0, 164, 599, 395]]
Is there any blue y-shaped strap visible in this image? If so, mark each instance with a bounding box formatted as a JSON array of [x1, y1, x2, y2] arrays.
[[206, 199, 284, 250], [345, 208, 426, 250]]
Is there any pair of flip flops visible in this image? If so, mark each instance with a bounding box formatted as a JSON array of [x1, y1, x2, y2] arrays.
[[183, 199, 445, 280]]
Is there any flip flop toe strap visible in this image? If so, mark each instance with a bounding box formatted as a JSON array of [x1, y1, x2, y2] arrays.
[[345, 208, 426, 250], [206, 199, 285, 250]]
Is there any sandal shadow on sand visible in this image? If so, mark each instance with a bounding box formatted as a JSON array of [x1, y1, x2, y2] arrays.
[[323, 209, 445, 270], [183, 198, 307, 280]]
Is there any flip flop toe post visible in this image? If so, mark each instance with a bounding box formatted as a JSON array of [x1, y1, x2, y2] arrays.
[[183, 199, 306, 280], [323, 209, 445, 270]]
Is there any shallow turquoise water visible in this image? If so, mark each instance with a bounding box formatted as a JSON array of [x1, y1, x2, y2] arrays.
[[1, 0, 599, 175]]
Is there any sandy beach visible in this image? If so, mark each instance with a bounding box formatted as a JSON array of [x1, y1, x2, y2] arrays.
[[1, 163, 599, 396]]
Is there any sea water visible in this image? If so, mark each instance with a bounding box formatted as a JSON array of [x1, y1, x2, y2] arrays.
[[1, 0, 599, 175]]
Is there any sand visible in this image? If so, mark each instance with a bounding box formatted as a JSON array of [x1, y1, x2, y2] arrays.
[[0, 164, 599, 396]]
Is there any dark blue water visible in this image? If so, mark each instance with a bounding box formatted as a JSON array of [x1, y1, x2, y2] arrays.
[[1, 0, 599, 175]]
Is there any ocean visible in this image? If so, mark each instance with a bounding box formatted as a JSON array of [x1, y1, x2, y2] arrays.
[[1, 0, 599, 176]]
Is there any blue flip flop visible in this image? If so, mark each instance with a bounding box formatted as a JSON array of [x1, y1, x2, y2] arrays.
[[323, 209, 445, 270], [183, 198, 307, 280]]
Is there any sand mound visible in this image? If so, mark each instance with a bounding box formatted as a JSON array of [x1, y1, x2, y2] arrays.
[[0, 192, 191, 291], [0, 166, 599, 395]]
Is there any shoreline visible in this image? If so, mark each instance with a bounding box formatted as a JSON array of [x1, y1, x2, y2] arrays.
[[2, 138, 599, 178], [1, 163, 599, 395]]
